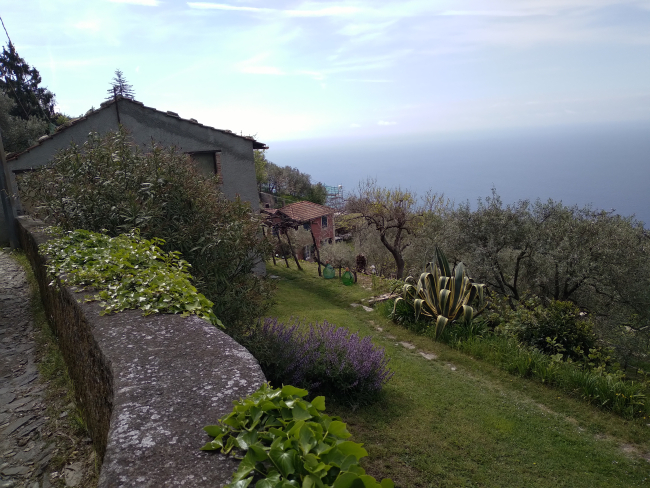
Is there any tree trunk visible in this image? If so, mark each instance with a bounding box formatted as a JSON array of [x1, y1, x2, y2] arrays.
[[262, 226, 276, 266], [310, 227, 322, 276], [379, 233, 405, 279], [285, 230, 302, 271], [276, 231, 290, 268]]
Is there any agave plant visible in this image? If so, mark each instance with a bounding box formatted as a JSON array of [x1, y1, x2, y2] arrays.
[[393, 247, 486, 338]]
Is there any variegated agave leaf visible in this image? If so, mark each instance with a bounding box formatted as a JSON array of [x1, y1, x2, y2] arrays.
[[395, 247, 487, 339]]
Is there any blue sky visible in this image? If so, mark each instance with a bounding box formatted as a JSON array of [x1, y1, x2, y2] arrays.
[[2, 0, 650, 142]]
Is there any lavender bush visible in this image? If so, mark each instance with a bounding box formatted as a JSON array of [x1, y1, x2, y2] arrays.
[[248, 318, 394, 404]]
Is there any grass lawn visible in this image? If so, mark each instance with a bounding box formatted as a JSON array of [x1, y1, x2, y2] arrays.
[[265, 261, 650, 488]]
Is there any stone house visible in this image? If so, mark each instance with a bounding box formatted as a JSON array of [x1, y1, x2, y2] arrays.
[[0, 96, 266, 246], [264, 200, 335, 260]]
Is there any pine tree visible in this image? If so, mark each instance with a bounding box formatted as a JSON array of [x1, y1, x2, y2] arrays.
[[106, 69, 135, 100], [0, 42, 55, 121]]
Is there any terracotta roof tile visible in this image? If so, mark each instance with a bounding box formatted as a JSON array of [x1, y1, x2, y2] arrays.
[[277, 201, 334, 223]]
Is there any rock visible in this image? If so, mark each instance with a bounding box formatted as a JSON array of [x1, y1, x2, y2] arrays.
[[419, 352, 438, 360], [0, 393, 16, 405], [399, 342, 416, 350], [1, 465, 30, 476], [361, 306, 373, 312], [64, 461, 84, 487], [367, 293, 399, 305], [2, 415, 35, 435]]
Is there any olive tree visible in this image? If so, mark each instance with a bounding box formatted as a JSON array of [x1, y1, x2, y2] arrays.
[[346, 179, 445, 279]]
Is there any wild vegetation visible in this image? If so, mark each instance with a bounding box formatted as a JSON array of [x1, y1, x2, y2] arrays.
[[41, 228, 220, 325], [201, 383, 394, 488], [348, 186, 649, 383], [20, 128, 273, 338], [255, 149, 328, 205], [265, 261, 650, 487], [0, 41, 59, 153]]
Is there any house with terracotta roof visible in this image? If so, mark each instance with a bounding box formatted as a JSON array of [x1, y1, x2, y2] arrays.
[[1, 96, 267, 245], [263, 200, 335, 260]]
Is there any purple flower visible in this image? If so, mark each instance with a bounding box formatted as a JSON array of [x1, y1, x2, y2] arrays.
[[251, 318, 394, 403]]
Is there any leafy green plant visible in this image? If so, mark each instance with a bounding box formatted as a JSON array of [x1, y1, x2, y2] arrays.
[[41, 228, 222, 326], [393, 247, 486, 338], [201, 383, 394, 488], [506, 301, 602, 364], [20, 128, 273, 336]]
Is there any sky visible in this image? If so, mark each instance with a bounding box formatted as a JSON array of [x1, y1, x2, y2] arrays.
[[2, 0, 649, 141], [2, 0, 650, 221]]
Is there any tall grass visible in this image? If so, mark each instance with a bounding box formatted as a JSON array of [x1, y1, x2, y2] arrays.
[[381, 300, 649, 419]]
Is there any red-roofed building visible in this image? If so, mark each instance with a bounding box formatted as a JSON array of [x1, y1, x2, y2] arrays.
[[263, 201, 335, 260]]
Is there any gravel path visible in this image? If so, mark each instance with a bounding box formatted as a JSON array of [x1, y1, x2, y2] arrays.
[[0, 250, 54, 488]]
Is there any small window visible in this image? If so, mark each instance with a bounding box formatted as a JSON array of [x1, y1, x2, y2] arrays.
[[187, 151, 222, 181], [321, 216, 328, 228], [303, 223, 311, 231]]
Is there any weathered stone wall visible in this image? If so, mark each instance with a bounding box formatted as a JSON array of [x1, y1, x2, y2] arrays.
[[16, 216, 266, 487]]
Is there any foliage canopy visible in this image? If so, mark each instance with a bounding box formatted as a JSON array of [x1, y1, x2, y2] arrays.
[[20, 128, 273, 335]]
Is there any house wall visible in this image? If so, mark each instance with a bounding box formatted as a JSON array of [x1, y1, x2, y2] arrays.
[[1, 99, 259, 246], [310, 213, 335, 245]]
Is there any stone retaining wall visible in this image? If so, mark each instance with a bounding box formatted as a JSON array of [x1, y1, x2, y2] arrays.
[[16, 216, 266, 487]]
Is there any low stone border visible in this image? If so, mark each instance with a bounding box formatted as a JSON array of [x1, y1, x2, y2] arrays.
[[16, 216, 266, 487]]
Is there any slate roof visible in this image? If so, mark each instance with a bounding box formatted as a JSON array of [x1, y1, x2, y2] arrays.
[[7, 96, 267, 161], [276, 201, 335, 223]]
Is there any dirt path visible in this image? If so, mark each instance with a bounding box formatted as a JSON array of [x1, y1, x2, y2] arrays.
[[0, 251, 55, 488]]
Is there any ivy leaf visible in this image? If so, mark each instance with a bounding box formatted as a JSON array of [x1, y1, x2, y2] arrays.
[[327, 421, 351, 439], [226, 478, 253, 488], [310, 396, 326, 411], [337, 442, 368, 461], [299, 424, 318, 455], [292, 403, 312, 422], [269, 448, 297, 478], [249, 444, 270, 462], [380, 479, 395, 488], [281, 385, 308, 398], [237, 430, 258, 450], [254, 480, 277, 488], [332, 472, 364, 488], [204, 425, 224, 438]]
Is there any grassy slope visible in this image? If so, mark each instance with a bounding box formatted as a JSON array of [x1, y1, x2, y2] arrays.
[[265, 261, 650, 488]]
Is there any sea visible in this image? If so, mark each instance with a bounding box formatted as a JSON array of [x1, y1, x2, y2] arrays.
[[266, 120, 650, 227]]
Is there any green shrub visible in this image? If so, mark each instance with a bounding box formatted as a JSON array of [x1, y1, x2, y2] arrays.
[[201, 383, 394, 488], [41, 228, 221, 325], [506, 301, 600, 363], [20, 128, 274, 336]]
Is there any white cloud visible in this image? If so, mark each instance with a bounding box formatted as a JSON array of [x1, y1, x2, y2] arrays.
[[286, 6, 361, 17], [350, 123, 361, 128], [236, 55, 284, 75], [187, 3, 271, 12], [74, 20, 100, 30], [241, 65, 284, 75], [378, 120, 396, 126], [344, 78, 392, 83], [439, 10, 550, 17], [108, 0, 159, 6], [187, 2, 360, 16]]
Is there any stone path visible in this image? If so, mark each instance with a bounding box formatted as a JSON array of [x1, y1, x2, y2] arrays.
[[0, 251, 55, 488]]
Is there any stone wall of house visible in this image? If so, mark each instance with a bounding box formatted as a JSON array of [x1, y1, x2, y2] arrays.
[[16, 216, 266, 487], [1, 98, 260, 246]]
